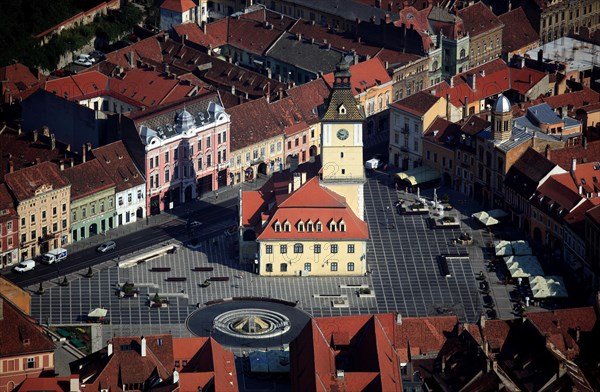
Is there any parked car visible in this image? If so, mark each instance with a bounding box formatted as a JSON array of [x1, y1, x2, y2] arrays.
[[189, 221, 202, 229], [74, 54, 94, 66], [13, 259, 35, 273], [97, 241, 116, 253], [41, 248, 68, 264]]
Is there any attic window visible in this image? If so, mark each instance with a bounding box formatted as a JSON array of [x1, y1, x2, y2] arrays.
[[330, 221, 337, 232], [316, 222, 322, 232], [338, 104, 346, 115], [339, 220, 346, 232], [274, 222, 281, 232], [307, 221, 313, 232], [284, 222, 291, 232], [297, 221, 304, 232]]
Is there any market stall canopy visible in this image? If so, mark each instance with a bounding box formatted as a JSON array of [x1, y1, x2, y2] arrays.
[[529, 275, 568, 299], [495, 240, 513, 256], [88, 308, 108, 318], [396, 166, 440, 186], [472, 211, 499, 226], [487, 209, 508, 219], [504, 255, 544, 278], [511, 240, 533, 256]]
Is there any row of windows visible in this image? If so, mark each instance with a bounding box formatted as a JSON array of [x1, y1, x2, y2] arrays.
[[149, 133, 227, 169], [265, 262, 355, 272], [118, 190, 144, 206], [73, 198, 114, 221], [21, 220, 67, 242], [273, 219, 346, 233], [266, 243, 355, 254], [21, 204, 67, 227]]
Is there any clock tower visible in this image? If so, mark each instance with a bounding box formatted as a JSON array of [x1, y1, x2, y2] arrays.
[[320, 58, 366, 219]]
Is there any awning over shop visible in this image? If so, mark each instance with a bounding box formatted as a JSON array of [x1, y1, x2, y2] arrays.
[[504, 255, 544, 278], [511, 240, 532, 256], [495, 240, 513, 256], [472, 211, 499, 226], [395, 166, 441, 186], [529, 275, 568, 299]]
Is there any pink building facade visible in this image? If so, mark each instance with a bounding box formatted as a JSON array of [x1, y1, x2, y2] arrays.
[[127, 95, 230, 215]]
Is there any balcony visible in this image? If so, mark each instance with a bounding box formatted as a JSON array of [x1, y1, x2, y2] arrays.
[[250, 156, 265, 165], [218, 161, 230, 170]]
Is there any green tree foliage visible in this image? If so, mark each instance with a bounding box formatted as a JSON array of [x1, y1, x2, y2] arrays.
[[0, 1, 144, 69]]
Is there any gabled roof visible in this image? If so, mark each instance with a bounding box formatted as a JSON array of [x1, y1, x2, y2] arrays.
[[62, 160, 115, 201], [395, 315, 459, 363], [257, 177, 369, 240], [174, 23, 227, 48], [564, 198, 600, 238], [286, 79, 331, 126], [4, 161, 70, 202], [504, 147, 558, 199], [0, 296, 56, 358], [323, 57, 391, 96], [92, 141, 145, 193], [0, 63, 45, 102], [546, 140, 600, 171], [423, 117, 462, 148], [510, 66, 547, 96], [391, 90, 442, 117], [481, 319, 513, 352], [533, 173, 583, 218], [160, 0, 196, 12], [499, 7, 539, 54], [16, 376, 74, 392], [457, 1, 503, 38], [228, 97, 283, 151], [290, 314, 402, 392]]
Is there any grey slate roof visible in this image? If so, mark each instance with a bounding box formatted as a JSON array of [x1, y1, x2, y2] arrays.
[[479, 126, 533, 153], [280, 0, 388, 24], [266, 32, 344, 74]]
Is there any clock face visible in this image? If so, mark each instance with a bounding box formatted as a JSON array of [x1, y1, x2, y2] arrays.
[[337, 128, 349, 140]]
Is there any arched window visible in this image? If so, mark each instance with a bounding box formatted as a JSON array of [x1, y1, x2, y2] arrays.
[[378, 95, 383, 111], [460, 48, 466, 58], [293, 243, 303, 253], [280, 263, 288, 272]]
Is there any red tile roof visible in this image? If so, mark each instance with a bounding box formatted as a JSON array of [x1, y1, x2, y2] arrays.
[[323, 57, 391, 96], [534, 173, 583, 217], [427, 59, 510, 109], [482, 319, 513, 352], [0, 184, 16, 220], [525, 308, 597, 359], [290, 314, 402, 391], [394, 315, 459, 363], [16, 376, 74, 392], [424, 117, 462, 146], [91, 141, 145, 193], [457, 1, 504, 38], [286, 78, 331, 126], [570, 161, 600, 194], [0, 63, 45, 103], [546, 140, 600, 170], [391, 90, 442, 116], [510, 66, 547, 96], [0, 296, 56, 358], [564, 198, 600, 237], [256, 177, 369, 240], [228, 97, 282, 151], [62, 159, 115, 200], [160, 0, 196, 12], [4, 161, 69, 202], [174, 23, 226, 48], [499, 7, 539, 54], [0, 127, 80, 180]]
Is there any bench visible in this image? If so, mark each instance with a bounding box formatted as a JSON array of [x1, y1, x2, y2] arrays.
[[208, 276, 229, 282], [165, 277, 187, 282], [192, 267, 214, 272], [150, 267, 171, 272]]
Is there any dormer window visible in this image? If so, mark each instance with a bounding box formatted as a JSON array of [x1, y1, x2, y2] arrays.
[[297, 220, 305, 232], [339, 220, 346, 232], [284, 221, 291, 232], [329, 220, 337, 232], [274, 221, 282, 232], [316, 221, 322, 232], [338, 104, 346, 115], [307, 220, 313, 232]]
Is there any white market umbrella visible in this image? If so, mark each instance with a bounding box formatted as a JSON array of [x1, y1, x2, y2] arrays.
[[88, 308, 108, 318]]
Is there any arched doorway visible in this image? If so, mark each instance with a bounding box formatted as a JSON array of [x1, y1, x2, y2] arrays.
[[309, 145, 317, 159], [257, 162, 267, 175], [89, 223, 98, 236], [184, 185, 193, 203], [136, 207, 144, 218], [285, 155, 292, 168]]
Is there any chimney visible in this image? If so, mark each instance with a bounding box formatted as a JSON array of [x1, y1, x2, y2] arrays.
[[69, 375, 79, 392], [129, 51, 135, 69], [293, 173, 301, 191], [51, 134, 56, 150], [571, 158, 577, 172], [42, 126, 50, 136], [297, 33, 302, 41], [267, 67, 272, 79], [164, 63, 170, 74], [33, 130, 39, 142], [480, 69, 485, 77], [141, 336, 147, 357], [173, 369, 179, 384], [107, 341, 113, 356], [8, 160, 14, 173], [468, 74, 476, 90], [537, 49, 543, 67], [202, 22, 207, 34], [336, 370, 345, 379], [441, 355, 446, 372], [60, 160, 65, 171], [446, 93, 451, 119], [528, 74, 532, 84], [301, 171, 306, 185], [0, 298, 3, 321], [396, 313, 402, 325], [231, 85, 236, 95], [463, 96, 469, 118], [575, 326, 581, 342], [479, 313, 486, 329], [288, 182, 292, 194], [545, 144, 551, 159], [70, 158, 74, 167], [17, 124, 21, 135], [449, 76, 454, 87], [82, 144, 87, 163], [520, 57, 525, 69]]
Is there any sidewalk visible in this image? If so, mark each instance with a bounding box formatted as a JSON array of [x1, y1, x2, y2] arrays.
[[67, 174, 269, 254]]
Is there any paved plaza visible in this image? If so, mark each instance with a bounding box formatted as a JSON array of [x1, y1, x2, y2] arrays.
[[27, 172, 523, 347]]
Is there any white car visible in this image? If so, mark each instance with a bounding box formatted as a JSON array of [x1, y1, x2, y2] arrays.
[[97, 241, 116, 253], [74, 54, 95, 66]]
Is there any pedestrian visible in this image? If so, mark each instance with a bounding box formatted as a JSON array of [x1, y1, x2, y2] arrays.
[[215, 191, 219, 200]]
